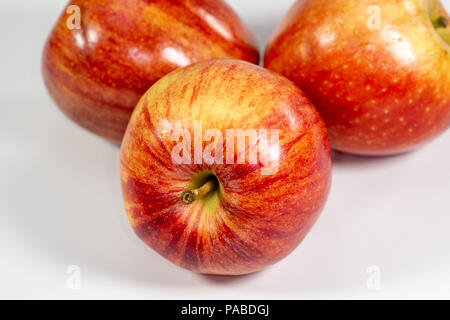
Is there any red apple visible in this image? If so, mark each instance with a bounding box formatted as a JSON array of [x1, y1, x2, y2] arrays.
[[265, 0, 450, 156], [43, 0, 259, 142], [120, 59, 332, 275]]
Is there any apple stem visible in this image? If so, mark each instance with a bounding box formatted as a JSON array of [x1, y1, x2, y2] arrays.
[[433, 16, 448, 29], [181, 180, 217, 204]]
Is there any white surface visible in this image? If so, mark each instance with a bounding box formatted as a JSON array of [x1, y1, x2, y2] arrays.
[[0, 0, 450, 299]]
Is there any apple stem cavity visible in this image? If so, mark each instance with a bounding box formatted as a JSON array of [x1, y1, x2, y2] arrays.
[[181, 180, 217, 205], [433, 16, 448, 29]]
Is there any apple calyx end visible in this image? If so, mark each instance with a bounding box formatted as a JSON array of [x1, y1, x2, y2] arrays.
[[433, 16, 448, 29]]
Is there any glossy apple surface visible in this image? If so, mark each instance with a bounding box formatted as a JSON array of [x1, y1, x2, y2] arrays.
[[120, 59, 332, 275], [43, 0, 259, 142], [265, 0, 450, 156]]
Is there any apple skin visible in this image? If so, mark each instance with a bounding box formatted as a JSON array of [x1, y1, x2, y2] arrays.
[[120, 59, 332, 275], [43, 0, 259, 142], [265, 0, 450, 156]]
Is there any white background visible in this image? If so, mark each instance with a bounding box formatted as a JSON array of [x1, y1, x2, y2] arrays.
[[1, 0, 450, 299]]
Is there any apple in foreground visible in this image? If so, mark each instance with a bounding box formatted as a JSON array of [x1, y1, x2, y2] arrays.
[[120, 59, 332, 275], [265, 0, 450, 156], [43, 0, 259, 142]]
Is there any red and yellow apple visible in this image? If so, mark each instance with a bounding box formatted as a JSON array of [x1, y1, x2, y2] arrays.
[[120, 59, 332, 275], [43, 0, 259, 142], [265, 0, 450, 156]]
